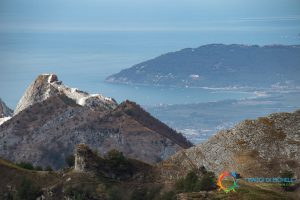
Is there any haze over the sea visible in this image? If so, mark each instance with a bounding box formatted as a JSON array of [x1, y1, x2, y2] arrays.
[[0, 0, 300, 108]]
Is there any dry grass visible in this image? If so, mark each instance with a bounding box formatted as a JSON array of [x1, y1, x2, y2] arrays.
[[258, 117, 274, 127]]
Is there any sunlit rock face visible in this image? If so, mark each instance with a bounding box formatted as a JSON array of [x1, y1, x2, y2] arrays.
[[161, 109, 300, 179], [14, 74, 117, 115]]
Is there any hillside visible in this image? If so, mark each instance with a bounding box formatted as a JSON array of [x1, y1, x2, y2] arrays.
[[117, 101, 192, 148], [106, 44, 300, 88], [0, 74, 191, 169], [0, 144, 161, 200], [1, 108, 299, 199], [160, 109, 300, 180], [0, 144, 298, 200]]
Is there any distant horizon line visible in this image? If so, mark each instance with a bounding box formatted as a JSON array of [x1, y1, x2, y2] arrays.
[[0, 24, 299, 33]]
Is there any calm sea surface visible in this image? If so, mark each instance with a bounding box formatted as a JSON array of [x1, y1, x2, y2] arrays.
[[0, 30, 299, 108]]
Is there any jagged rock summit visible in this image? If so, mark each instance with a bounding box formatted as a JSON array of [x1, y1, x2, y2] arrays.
[[161, 109, 300, 179], [0, 74, 191, 169], [14, 74, 117, 115], [0, 98, 13, 125], [0, 98, 13, 118]]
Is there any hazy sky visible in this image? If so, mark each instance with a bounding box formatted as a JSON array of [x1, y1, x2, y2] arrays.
[[0, 0, 300, 32]]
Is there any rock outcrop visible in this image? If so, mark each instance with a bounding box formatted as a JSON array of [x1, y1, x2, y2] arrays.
[[0, 74, 192, 169], [0, 98, 13, 118], [74, 144, 154, 181], [74, 143, 100, 173], [14, 74, 117, 115], [160, 109, 300, 179], [0, 98, 13, 126]]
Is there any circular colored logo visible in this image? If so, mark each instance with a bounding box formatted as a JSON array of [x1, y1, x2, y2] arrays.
[[217, 171, 238, 193]]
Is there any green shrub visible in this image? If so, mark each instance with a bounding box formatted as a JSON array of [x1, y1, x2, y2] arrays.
[[16, 162, 47, 171], [175, 171, 198, 192], [108, 186, 123, 200], [161, 191, 176, 200], [280, 170, 295, 191], [104, 149, 132, 174], [130, 187, 160, 200], [45, 165, 53, 171], [16, 178, 42, 200], [65, 184, 98, 200], [34, 166, 43, 171], [65, 154, 75, 167], [196, 171, 216, 191], [16, 162, 34, 170], [2, 191, 13, 200], [65, 189, 86, 200], [131, 188, 148, 200], [175, 170, 216, 193]]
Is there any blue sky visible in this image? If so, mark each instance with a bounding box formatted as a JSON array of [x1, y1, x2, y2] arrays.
[[0, 0, 299, 32]]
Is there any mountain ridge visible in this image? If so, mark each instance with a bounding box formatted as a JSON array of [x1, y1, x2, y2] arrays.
[[0, 74, 191, 169], [106, 44, 300, 88], [159, 109, 300, 180], [14, 74, 118, 115]]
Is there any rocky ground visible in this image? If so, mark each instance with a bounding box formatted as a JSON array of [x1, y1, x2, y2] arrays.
[[160, 109, 300, 180]]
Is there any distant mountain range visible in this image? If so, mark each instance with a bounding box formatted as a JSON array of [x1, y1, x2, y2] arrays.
[[0, 74, 191, 169], [106, 44, 300, 88]]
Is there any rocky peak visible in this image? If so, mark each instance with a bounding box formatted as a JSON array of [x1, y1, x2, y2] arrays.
[[47, 74, 58, 83], [0, 98, 13, 126], [0, 98, 13, 118], [14, 74, 60, 115], [14, 74, 118, 115]]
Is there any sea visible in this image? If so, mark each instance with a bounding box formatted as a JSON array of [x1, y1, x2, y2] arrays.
[[1, 30, 299, 109]]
